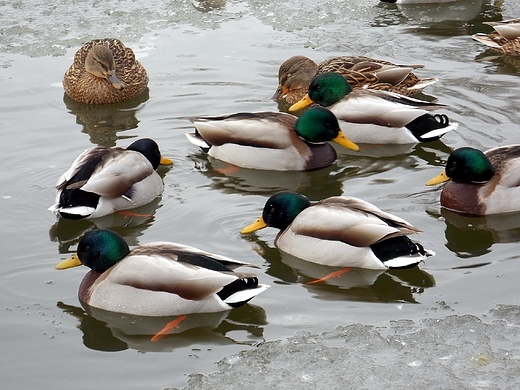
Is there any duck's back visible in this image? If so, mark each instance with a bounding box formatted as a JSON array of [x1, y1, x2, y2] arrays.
[[85, 251, 240, 316], [276, 196, 420, 269]]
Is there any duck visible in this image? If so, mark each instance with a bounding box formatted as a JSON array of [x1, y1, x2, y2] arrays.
[[271, 55, 437, 105], [55, 229, 269, 316], [289, 72, 458, 144], [241, 191, 434, 270], [185, 106, 359, 171], [426, 145, 520, 215], [48, 138, 172, 220], [473, 19, 520, 56], [63, 38, 149, 104]]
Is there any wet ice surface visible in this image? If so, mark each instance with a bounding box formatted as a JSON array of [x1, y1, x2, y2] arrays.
[[184, 304, 520, 389], [0, 0, 438, 57], [0, 1, 241, 57]]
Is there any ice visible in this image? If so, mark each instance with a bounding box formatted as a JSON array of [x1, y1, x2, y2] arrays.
[[182, 305, 520, 389], [0, 0, 243, 57], [0, 0, 379, 57]]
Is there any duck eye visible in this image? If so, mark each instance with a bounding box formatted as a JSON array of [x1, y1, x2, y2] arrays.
[[96, 60, 108, 70], [84, 245, 91, 252]]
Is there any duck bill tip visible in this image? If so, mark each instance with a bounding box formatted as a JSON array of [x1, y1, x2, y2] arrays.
[[333, 132, 360, 151], [240, 217, 267, 234], [426, 170, 449, 186], [289, 94, 313, 112], [55, 253, 82, 270]]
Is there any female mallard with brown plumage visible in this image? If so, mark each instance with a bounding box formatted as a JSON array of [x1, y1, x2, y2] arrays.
[[271, 55, 437, 105], [426, 145, 520, 215], [63, 38, 148, 104], [473, 19, 520, 56]]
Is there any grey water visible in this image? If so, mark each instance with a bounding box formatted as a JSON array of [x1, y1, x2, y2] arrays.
[[1, 0, 520, 389]]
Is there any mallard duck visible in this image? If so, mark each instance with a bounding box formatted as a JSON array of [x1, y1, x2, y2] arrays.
[[271, 55, 437, 105], [289, 72, 458, 144], [426, 145, 520, 215], [48, 138, 172, 220], [63, 38, 149, 104], [185, 106, 359, 171], [473, 19, 520, 56], [55, 229, 269, 316], [241, 191, 434, 270]]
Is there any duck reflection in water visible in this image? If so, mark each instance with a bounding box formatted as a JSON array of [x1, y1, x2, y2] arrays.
[[433, 208, 520, 260], [49, 197, 162, 253], [57, 301, 267, 352], [188, 139, 451, 197], [475, 51, 520, 76], [242, 235, 435, 304], [188, 150, 347, 197], [377, 0, 500, 30], [63, 89, 149, 147]]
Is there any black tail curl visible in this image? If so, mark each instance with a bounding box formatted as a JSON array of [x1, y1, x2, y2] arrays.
[[371, 236, 425, 269], [406, 113, 451, 142]]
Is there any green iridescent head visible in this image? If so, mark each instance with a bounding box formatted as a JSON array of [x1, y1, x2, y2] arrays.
[[446, 147, 494, 183], [262, 191, 311, 231], [308, 72, 353, 107]]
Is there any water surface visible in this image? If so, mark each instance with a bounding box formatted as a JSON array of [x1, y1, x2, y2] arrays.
[[1, 0, 520, 388]]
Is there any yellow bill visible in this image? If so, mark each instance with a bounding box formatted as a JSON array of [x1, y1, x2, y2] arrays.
[[160, 156, 173, 165], [289, 94, 314, 112], [426, 170, 450, 186], [332, 131, 359, 151], [55, 253, 82, 270], [240, 216, 268, 234]]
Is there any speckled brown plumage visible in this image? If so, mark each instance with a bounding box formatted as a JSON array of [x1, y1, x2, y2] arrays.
[[318, 56, 428, 94], [63, 38, 148, 104], [473, 19, 520, 56], [273, 55, 437, 105]]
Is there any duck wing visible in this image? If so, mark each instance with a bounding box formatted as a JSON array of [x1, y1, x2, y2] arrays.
[[330, 89, 443, 128], [485, 145, 520, 188], [133, 242, 260, 270], [55, 147, 105, 188], [318, 56, 436, 94], [290, 196, 421, 247], [319, 56, 422, 86], [57, 147, 154, 198], [108, 243, 259, 301], [187, 112, 298, 149], [484, 19, 520, 40]]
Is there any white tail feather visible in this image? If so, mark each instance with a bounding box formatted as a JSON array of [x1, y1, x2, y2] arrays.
[[224, 284, 270, 304], [185, 132, 210, 149], [421, 122, 458, 140], [384, 250, 435, 269]]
